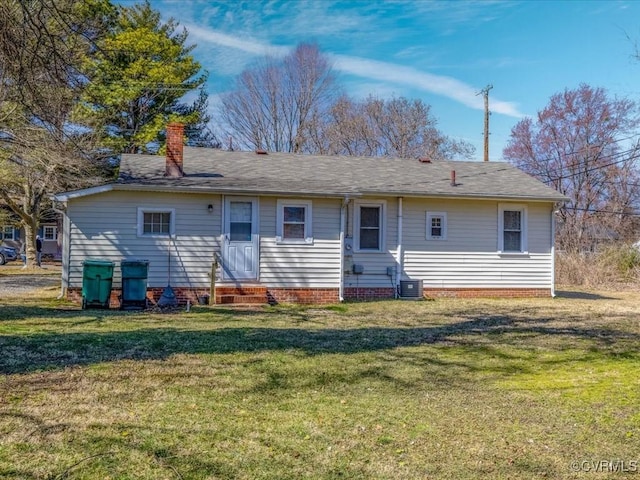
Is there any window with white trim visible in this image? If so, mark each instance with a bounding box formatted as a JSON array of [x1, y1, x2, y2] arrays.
[[498, 204, 527, 253], [276, 200, 313, 244], [426, 212, 447, 240], [355, 201, 386, 252], [137, 208, 175, 237], [43, 226, 57, 241], [1, 226, 15, 241]]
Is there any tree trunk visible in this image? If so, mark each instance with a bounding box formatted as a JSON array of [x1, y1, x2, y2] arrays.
[[22, 220, 38, 267]]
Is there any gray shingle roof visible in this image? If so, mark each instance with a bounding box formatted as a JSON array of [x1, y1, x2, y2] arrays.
[[115, 148, 566, 201]]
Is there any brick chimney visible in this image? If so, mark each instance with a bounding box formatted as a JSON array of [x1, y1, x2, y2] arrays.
[[165, 122, 185, 177]]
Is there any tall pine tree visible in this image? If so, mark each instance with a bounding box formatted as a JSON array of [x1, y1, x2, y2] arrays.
[[77, 0, 215, 154]]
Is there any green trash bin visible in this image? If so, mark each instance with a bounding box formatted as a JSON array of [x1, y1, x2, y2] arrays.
[[120, 260, 149, 310], [82, 259, 114, 309]]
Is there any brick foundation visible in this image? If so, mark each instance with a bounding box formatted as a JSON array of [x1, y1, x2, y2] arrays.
[[343, 287, 552, 300], [266, 288, 340, 305], [66, 286, 340, 307], [423, 287, 552, 298], [344, 287, 396, 301], [67, 287, 211, 309], [66, 285, 552, 308]]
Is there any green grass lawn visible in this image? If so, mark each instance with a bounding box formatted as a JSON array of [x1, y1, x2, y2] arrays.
[[1, 286, 639, 479]]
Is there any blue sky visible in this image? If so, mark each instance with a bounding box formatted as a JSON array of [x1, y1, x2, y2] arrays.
[[144, 0, 640, 161]]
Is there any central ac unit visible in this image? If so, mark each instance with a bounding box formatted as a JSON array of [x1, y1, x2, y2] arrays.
[[399, 279, 423, 298]]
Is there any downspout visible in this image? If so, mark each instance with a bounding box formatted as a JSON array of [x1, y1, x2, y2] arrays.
[[550, 206, 556, 297], [396, 197, 403, 298], [339, 196, 349, 302], [52, 203, 69, 299]]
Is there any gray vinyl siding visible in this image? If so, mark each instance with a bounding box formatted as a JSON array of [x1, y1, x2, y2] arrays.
[[404, 199, 496, 251], [345, 197, 399, 288], [528, 202, 552, 254], [404, 252, 552, 288], [64, 191, 222, 288], [62, 190, 555, 293], [259, 197, 341, 287], [402, 198, 554, 288]]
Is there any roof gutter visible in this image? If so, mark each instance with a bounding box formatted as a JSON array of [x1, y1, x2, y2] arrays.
[[54, 183, 360, 202], [53, 182, 568, 204], [53, 184, 114, 202], [358, 191, 569, 203]]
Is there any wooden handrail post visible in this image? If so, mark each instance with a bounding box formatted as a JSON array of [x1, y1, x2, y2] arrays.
[[210, 255, 218, 305]]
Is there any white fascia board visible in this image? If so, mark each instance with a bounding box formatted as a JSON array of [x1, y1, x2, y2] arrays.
[[359, 191, 569, 203], [53, 184, 114, 202]]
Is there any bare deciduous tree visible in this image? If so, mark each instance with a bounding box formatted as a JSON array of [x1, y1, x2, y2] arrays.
[[223, 43, 474, 160], [0, 0, 110, 265], [503, 84, 640, 252], [221, 43, 338, 153], [0, 114, 104, 263], [0, 0, 109, 126], [307, 95, 475, 160]]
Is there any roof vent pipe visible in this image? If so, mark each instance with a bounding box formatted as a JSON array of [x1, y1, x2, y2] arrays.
[[450, 170, 457, 187]]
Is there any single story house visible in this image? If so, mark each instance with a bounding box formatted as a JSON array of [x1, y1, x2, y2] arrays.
[[54, 123, 567, 305], [1, 221, 62, 259]]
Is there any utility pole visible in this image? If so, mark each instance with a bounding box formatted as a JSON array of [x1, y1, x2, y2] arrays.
[[477, 84, 493, 161]]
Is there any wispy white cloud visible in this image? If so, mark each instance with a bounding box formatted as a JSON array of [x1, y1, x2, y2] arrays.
[[186, 23, 289, 79], [185, 24, 524, 118], [186, 24, 289, 57], [331, 54, 523, 117]]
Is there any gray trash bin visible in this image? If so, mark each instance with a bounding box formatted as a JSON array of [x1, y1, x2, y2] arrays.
[[120, 260, 149, 310]]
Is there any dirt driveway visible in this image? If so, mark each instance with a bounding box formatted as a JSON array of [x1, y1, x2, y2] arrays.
[[0, 265, 61, 297]]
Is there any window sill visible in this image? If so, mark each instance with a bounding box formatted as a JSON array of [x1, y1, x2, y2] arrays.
[[276, 238, 314, 246], [498, 251, 530, 258]]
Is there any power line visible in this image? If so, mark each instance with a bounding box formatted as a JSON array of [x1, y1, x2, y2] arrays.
[[507, 132, 640, 166], [558, 206, 640, 216], [526, 147, 640, 184]]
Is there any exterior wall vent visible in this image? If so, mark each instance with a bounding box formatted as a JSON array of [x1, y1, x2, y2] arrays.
[[399, 279, 423, 298]]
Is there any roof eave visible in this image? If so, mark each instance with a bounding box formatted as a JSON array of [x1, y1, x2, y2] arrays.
[[358, 190, 569, 203], [53, 184, 114, 202], [57, 183, 358, 200], [54, 182, 568, 204]]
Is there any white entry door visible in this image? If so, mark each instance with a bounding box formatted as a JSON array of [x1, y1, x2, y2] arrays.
[[223, 197, 258, 280]]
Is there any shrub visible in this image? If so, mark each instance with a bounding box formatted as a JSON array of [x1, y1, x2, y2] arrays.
[[556, 244, 640, 287], [600, 244, 640, 279]]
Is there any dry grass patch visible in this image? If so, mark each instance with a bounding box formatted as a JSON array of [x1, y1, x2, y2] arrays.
[[1, 289, 639, 479], [0, 263, 61, 276]]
